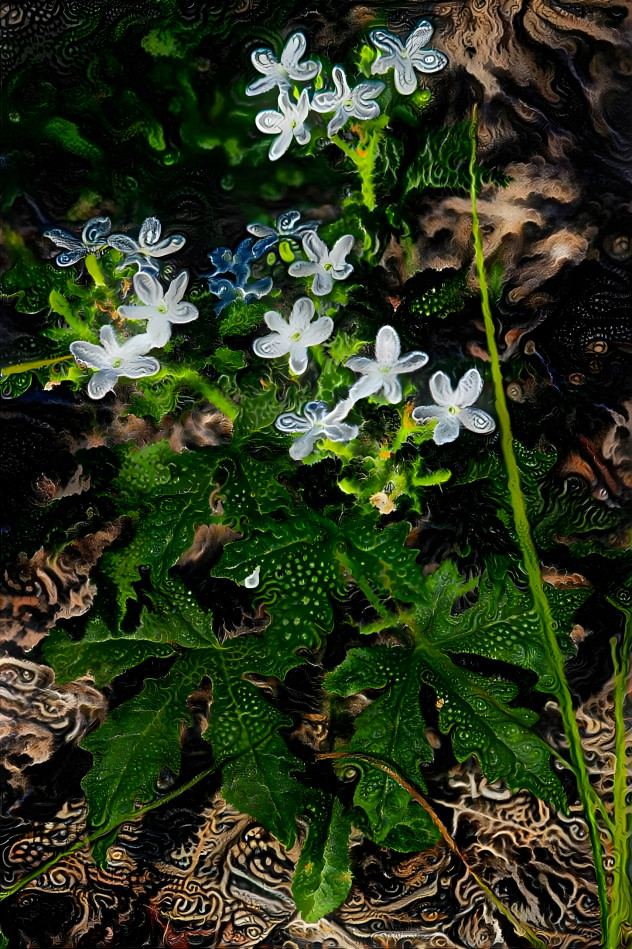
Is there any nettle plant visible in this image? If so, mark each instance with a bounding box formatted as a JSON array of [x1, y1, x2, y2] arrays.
[[2, 20, 630, 947]]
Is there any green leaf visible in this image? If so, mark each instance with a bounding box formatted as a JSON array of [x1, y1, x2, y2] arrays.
[[43, 620, 175, 688], [81, 650, 206, 833], [102, 445, 223, 617], [326, 561, 571, 827], [326, 645, 436, 846], [292, 797, 353, 922]]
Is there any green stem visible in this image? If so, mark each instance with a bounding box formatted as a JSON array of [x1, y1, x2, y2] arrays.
[[1, 355, 73, 376], [0, 762, 219, 902], [318, 751, 548, 948], [330, 132, 377, 210], [468, 110, 610, 942], [607, 625, 632, 949]]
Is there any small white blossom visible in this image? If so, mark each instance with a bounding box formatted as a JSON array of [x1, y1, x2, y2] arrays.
[[252, 297, 333, 374], [370, 20, 447, 96], [346, 325, 428, 404], [288, 231, 354, 296], [70, 325, 159, 400], [276, 400, 358, 460], [412, 368, 496, 444], [118, 271, 198, 347], [44, 216, 111, 267], [108, 216, 185, 275], [246, 31, 321, 96], [255, 89, 311, 161], [311, 66, 384, 136]]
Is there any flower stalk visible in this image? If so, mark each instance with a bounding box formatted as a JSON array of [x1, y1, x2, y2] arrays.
[[468, 109, 610, 941]]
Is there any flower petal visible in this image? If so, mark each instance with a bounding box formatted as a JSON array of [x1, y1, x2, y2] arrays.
[[243, 277, 273, 300], [325, 399, 355, 422], [393, 60, 418, 95], [275, 412, 312, 434], [148, 234, 186, 257], [256, 109, 284, 134], [264, 310, 290, 334], [345, 355, 375, 374], [370, 30, 404, 57], [118, 304, 162, 321], [269, 128, 294, 161], [395, 350, 429, 373], [329, 234, 354, 269], [330, 261, 353, 281], [247, 223, 276, 238], [312, 91, 338, 113], [99, 324, 118, 351], [133, 271, 163, 307], [349, 98, 381, 122], [281, 31, 306, 68], [412, 404, 444, 424], [170, 302, 198, 324], [121, 355, 161, 379], [381, 375, 403, 404], [429, 371, 456, 406], [139, 216, 161, 248], [246, 74, 281, 97], [323, 421, 359, 443], [304, 401, 329, 423], [348, 372, 384, 402], [433, 415, 461, 445], [288, 260, 318, 279], [288, 343, 309, 375], [460, 407, 496, 435], [454, 368, 484, 406], [327, 107, 349, 137], [120, 333, 155, 358], [146, 318, 172, 348], [302, 230, 328, 263], [87, 369, 119, 399], [375, 325, 401, 366], [410, 49, 448, 74], [289, 430, 318, 460], [405, 20, 434, 54], [253, 333, 291, 359], [251, 47, 280, 74], [108, 234, 139, 254], [300, 315, 334, 346], [164, 270, 189, 308], [289, 296, 315, 331], [311, 268, 332, 297], [70, 341, 112, 371], [82, 217, 111, 245]]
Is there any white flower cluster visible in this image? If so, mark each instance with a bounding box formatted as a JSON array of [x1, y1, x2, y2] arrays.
[[247, 23, 447, 160], [67, 243, 199, 400], [250, 314, 494, 460]]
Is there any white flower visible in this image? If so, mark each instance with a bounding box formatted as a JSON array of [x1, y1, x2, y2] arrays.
[[412, 368, 496, 444], [288, 231, 354, 296], [276, 400, 358, 460], [370, 20, 448, 95], [346, 325, 428, 404], [118, 271, 198, 347], [246, 31, 321, 96], [311, 66, 385, 136], [255, 89, 311, 161], [70, 325, 159, 400], [108, 216, 185, 275], [252, 297, 333, 374]]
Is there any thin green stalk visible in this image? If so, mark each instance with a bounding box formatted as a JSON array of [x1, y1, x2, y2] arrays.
[[607, 626, 632, 949], [0, 761, 220, 903], [468, 110, 609, 941], [318, 751, 549, 949]]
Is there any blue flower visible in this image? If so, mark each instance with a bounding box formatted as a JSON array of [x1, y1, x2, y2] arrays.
[[44, 216, 111, 267], [204, 236, 276, 314]]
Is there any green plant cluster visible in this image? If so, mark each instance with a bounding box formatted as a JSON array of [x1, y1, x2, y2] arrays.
[[1, 8, 630, 944]]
